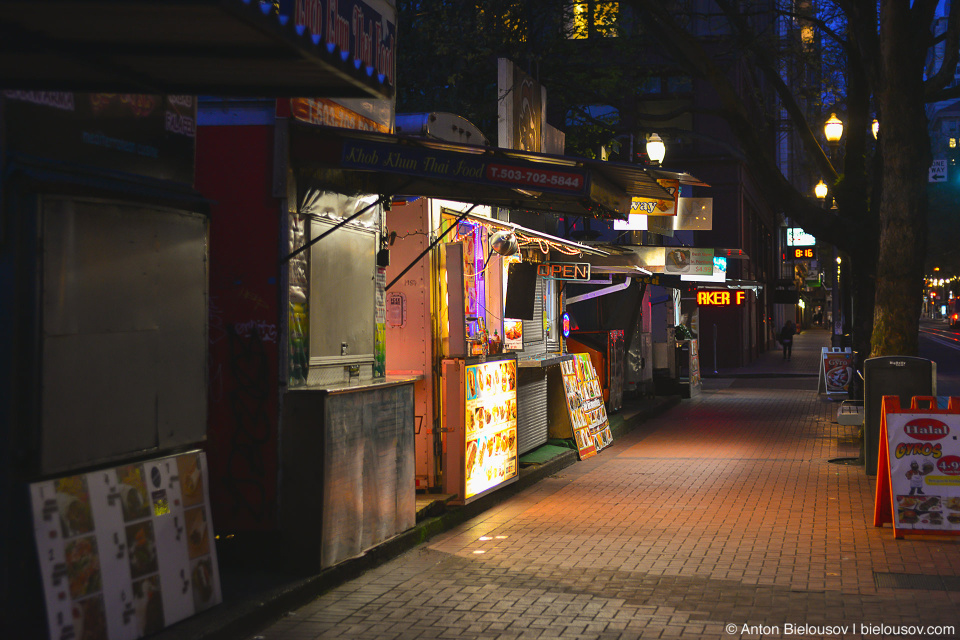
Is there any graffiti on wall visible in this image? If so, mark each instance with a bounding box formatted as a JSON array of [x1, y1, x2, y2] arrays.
[[218, 323, 276, 526]]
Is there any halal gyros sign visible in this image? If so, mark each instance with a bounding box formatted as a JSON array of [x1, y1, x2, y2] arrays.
[[885, 412, 960, 533], [904, 418, 950, 441]]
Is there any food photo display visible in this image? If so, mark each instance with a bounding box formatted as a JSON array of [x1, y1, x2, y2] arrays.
[[561, 354, 612, 459], [464, 360, 519, 499], [30, 451, 222, 640]]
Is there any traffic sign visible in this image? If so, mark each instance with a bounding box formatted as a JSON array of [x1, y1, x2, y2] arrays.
[[929, 159, 947, 183]]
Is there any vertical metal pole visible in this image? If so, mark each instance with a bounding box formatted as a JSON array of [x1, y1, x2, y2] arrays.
[[832, 247, 841, 347], [713, 324, 718, 373]]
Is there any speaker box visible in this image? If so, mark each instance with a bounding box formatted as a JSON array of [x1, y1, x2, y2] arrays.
[[863, 356, 936, 476]]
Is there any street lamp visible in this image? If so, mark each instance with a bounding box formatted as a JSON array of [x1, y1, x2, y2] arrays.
[[814, 180, 828, 199], [872, 119, 879, 139], [645, 133, 665, 165], [824, 113, 844, 144]]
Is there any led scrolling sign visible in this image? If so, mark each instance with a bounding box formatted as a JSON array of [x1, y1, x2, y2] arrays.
[[698, 290, 747, 306]]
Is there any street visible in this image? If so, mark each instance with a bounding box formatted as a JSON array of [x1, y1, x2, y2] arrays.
[[241, 330, 960, 640], [920, 319, 960, 396]]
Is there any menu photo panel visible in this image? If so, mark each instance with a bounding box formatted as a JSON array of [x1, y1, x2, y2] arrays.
[[465, 359, 519, 500], [30, 451, 222, 640]]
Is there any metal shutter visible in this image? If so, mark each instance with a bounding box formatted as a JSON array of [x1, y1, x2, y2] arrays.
[[516, 368, 548, 455], [518, 277, 546, 358]]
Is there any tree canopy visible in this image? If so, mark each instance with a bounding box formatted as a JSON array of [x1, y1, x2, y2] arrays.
[[396, 0, 960, 360]]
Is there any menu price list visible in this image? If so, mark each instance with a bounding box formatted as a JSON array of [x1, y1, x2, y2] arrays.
[[465, 360, 519, 499], [560, 354, 613, 459], [30, 451, 221, 640]]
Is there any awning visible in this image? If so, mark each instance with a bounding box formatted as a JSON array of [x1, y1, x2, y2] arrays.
[[457, 211, 610, 257], [5, 153, 212, 214], [289, 122, 676, 220], [563, 244, 686, 289], [0, 0, 393, 99], [648, 168, 711, 188]]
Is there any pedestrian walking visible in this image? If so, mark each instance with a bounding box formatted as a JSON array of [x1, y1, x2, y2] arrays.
[[779, 320, 796, 360]]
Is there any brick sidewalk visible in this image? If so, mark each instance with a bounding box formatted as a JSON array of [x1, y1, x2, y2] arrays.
[[707, 327, 833, 378], [247, 374, 960, 640]]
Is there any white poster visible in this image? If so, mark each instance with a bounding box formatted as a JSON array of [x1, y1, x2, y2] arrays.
[[886, 413, 960, 531], [664, 248, 714, 275], [30, 452, 222, 640]]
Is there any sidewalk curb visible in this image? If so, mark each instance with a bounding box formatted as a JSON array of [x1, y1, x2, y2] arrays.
[[154, 395, 682, 640], [703, 372, 818, 379]]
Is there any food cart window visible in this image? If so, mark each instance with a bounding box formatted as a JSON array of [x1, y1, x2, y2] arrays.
[[308, 218, 376, 359], [441, 213, 490, 355]]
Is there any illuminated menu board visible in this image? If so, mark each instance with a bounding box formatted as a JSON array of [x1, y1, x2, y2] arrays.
[[464, 359, 518, 500]]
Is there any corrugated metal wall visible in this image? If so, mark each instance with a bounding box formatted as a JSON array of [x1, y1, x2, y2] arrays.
[[515, 278, 549, 455], [517, 369, 548, 454], [518, 278, 545, 357]]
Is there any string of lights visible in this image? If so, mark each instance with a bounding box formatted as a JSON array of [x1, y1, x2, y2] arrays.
[[515, 231, 583, 256]]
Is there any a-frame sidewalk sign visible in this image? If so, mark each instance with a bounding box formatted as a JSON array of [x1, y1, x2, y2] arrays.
[[818, 347, 854, 398], [875, 395, 960, 539]]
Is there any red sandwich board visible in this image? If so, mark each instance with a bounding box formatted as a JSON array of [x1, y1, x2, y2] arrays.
[[875, 395, 960, 538]]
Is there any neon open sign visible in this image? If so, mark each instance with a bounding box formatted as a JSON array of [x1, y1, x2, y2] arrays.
[[698, 290, 747, 306], [537, 262, 591, 281]]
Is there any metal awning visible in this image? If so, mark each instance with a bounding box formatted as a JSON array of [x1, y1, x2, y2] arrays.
[[648, 168, 711, 187], [564, 244, 686, 289], [0, 0, 393, 99], [289, 122, 676, 220], [458, 211, 610, 257]]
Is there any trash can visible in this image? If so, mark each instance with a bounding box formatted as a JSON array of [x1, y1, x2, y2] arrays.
[[863, 356, 936, 475]]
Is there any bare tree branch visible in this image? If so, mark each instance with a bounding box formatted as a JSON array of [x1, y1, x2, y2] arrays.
[[924, 0, 960, 97]]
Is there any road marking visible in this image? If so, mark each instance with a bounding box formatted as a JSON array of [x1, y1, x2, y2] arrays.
[[920, 328, 960, 352]]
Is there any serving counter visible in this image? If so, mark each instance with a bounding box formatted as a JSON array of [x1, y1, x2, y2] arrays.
[[280, 375, 421, 570]]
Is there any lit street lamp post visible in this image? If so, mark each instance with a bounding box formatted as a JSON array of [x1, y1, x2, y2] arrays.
[[645, 133, 665, 166], [823, 113, 844, 347]]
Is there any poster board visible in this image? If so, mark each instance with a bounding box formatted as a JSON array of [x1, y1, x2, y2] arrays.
[[689, 339, 701, 389], [29, 451, 221, 640], [818, 347, 854, 397], [560, 354, 613, 458], [874, 396, 960, 538], [464, 359, 519, 500]]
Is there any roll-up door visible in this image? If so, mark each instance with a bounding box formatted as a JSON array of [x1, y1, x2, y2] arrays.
[[518, 277, 545, 358], [516, 368, 548, 454]]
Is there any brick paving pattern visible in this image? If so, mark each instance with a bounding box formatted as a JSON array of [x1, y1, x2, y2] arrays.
[[249, 330, 960, 639]]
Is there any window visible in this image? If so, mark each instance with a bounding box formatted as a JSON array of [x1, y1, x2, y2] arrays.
[[544, 278, 559, 348], [666, 75, 693, 93], [568, 2, 619, 39], [593, 2, 619, 37], [638, 76, 661, 94]]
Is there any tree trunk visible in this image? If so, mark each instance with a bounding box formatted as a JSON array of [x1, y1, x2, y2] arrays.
[[872, 0, 930, 357]]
